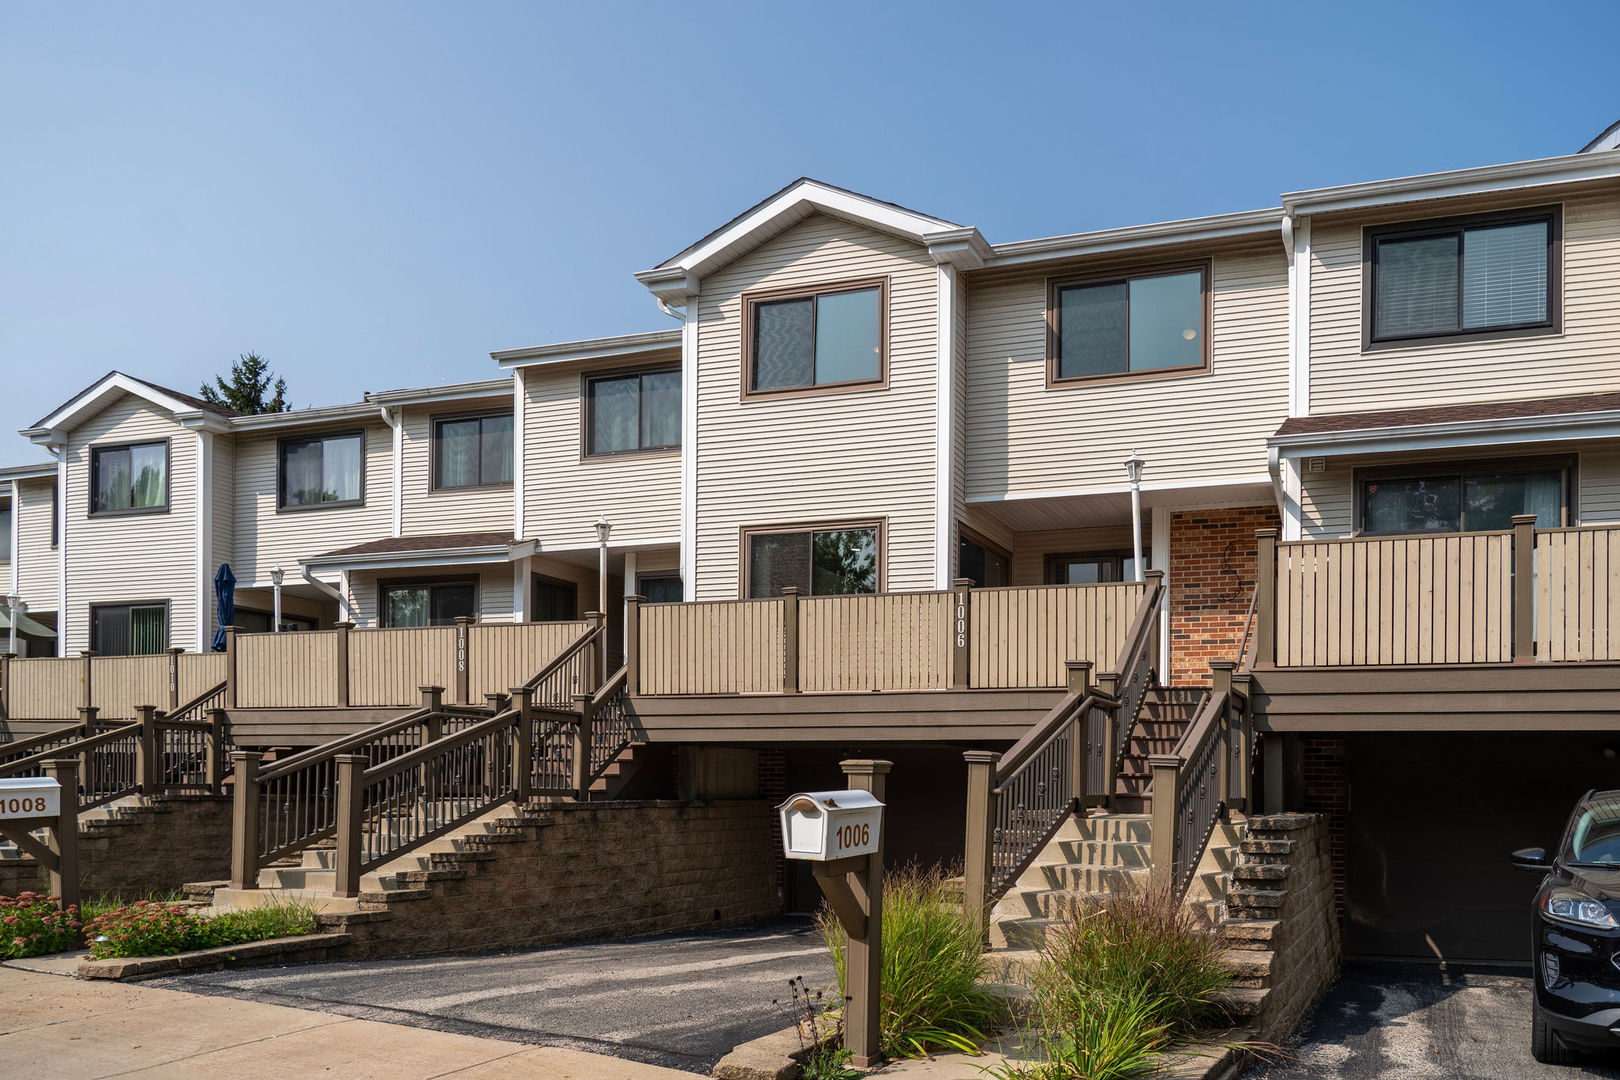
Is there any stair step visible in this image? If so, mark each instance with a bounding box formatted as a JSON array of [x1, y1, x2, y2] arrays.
[[1052, 838, 1150, 867], [1219, 948, 1274, 989], [1215, 986, 1270, 1020]]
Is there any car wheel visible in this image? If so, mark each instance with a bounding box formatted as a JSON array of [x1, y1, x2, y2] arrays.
[[1532, 994, 1576, 1066]]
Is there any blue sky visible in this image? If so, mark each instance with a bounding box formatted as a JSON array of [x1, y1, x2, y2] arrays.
[[3, 1, 1616, 462]]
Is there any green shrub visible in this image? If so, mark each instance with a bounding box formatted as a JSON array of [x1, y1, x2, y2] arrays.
[[0, 892, 82, 958], [84, 897, 318, 959], [818, 863, 1003, 1058]]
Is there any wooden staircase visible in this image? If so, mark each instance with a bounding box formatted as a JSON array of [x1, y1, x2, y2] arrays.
[[1113, 685, 1205, 813]]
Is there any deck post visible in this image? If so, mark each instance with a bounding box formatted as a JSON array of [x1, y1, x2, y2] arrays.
[[484, 692, 508, 714], [781, 587, 801, 694], [962, 750, 997, 943], [951, 579, 973, 690], [76, 706, 98, 793], [623, 594, 643, 695], [454, 617, 473, 704], [1512, 514, 1538, 663], [511, 686, 534, 804], [1255, 530, 1278, 667], [1148, 754, 1180, 891], [134, 704, 159, 792], [0, 652, 11, 720], [837, 758, 891, 1069], [228, 750, 260, 890], [334, 622, 353, 706], [166, 647, 183, 710], [42, 758, 80, 913], [1095, 671, 1120, 809], [79, 650, 94, 712], [1231, 673, 1253, 812], [1065, 660, 1092, 806], [572, 692, 594, 800], [419, 685, 444, 715], [223, 625, 238, 709], [332, 754, 365, 898], [1210, 662, 1234, 816], [206, 707, 227, 792]]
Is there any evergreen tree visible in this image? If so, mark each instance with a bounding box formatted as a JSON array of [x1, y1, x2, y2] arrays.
[[200, 352, 289, 414]]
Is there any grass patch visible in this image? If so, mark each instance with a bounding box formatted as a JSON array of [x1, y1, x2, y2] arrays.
[[985, 882, 1235, 1080], [819, 863, 1003, 1059], [84, 896, 318, 960]]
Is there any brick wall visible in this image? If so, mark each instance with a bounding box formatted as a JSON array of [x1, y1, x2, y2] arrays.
[[1168, 505, 1281, 685], [319, 800, 780, 959], [0, 795, 233, 900]]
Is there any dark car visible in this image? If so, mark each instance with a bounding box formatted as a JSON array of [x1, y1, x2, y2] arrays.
[[1513, 789, 1620, 1065]]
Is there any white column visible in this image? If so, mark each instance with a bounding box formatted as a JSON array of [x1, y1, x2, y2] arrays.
[[933, 265, 957, 590], [512, 555, 531, 623], [8, 479, 19, 598], [387, 409, 404, 537], [680, 303, 699, 600], [622, 550, 637, 658], [512, 370, 526, 540], [1151, 505, 1172, 679], [195, 430, 214, 652], [55, 448, 67, 657]]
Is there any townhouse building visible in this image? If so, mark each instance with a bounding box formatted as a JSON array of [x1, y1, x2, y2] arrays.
[[5, 132, 1620, 964]]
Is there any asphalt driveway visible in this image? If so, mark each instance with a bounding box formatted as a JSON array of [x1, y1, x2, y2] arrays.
[[149, 919, 836, 1075], [1250, 964, 1620, 1079]]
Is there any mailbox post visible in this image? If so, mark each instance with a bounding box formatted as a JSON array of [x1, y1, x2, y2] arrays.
[[776, 758, 891, 1068], [0, 764, 79, 911]]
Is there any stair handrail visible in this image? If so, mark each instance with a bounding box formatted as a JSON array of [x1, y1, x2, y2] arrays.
[[256, 705, 433, 783], [1235, 584, 1260, 674], [1107, 570, 1167, 769], [0, 720, 87, 768], [0, 719, 138, 781], [583, 665, 634, 790], [163, 679, 229, 725], [523, 622, 599, 706]]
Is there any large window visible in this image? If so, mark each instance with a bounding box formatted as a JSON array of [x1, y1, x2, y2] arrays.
[[533, 577, 577, 622], [90, 441, 168, 515], [1046, 551, 1143, 585], [746, 280, 885, 396], [585, 369, 680, 456], [745, 523, 880, 598], [1359, 460, 1568, 535], [381, 580, 477, 627], [434, 412, 513, 489], [1050, 265, 1208, 383], [1367, 207, 1559, 345], [279, 431, 363, 509], [90, 603, 168, 655], [958, 533, 1009, 588], [637, 574, 683, 604]]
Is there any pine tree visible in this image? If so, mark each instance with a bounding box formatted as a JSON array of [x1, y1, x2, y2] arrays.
[[200, 352, 289, 414]]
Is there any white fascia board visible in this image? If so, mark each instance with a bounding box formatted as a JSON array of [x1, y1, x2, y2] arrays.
[[23, 428, 67, 448], [1269, 413, 1620, 459], [364, 378, 513, 407], [985, 208, 1284, 268], [532, 536, 684, 555], [631, 268, 702, 306], [300, 541, 536, 573], [175, 411, 234, 433], [924, 227, 992, 271], [645, 180, 959, 283], [965, 474, 1277, 505], [228, 401, 380, 432], [30, 372, 201, 432], [492, 329, 683, 370], [1281, 148, 1620, 216], [0, 463, 59, 481]]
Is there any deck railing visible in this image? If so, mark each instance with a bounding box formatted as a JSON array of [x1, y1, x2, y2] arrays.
[[628, 577, 1153, 696], [1256, 517, 1620, 667]]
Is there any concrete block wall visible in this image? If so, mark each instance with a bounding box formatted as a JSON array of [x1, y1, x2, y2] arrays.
[[1168, 505, 1281, 685], [1226, 813, 1341, 1044], [0, 795, 234, 900], [325, 800, 780, 959]]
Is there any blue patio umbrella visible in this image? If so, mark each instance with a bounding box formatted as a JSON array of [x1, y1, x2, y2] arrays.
[[211, 563, 236, 652]]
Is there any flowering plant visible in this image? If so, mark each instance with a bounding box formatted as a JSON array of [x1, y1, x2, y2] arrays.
[[0, 892, 82, 958]]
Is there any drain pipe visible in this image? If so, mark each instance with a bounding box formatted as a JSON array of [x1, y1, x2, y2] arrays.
[[656, 298, 684, 322], [301, 564, 359, 623]]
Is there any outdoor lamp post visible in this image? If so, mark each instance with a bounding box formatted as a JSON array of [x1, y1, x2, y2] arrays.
[[270, 566, 284, 633], [5, 593, 20, 656], [595, 515, 611, 682], [1124, 450, 1145, 583]]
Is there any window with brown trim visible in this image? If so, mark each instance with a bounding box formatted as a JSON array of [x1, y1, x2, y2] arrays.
[[278, 431, 364, 510], [1048, 263, 1209, 384], [744, 278, 886, 396], [433, 411, 513, 489], [584, 368, 680, 456], [1355, 456, 1571, 535], [743, 521, 882, 598], [1364, 206, 1561, 348], [90, 440, 169, 516], [380, 579, 477, 627], [1045, 550, 1144, 585]]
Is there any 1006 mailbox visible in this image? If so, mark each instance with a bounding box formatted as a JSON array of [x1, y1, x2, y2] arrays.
[[777, 789, 884, 861]]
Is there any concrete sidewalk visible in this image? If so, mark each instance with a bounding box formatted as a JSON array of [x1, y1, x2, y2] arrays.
[[0, 965, 697, 1079]]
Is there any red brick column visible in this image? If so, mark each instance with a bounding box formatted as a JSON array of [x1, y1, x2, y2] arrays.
[[1168, 505, 1282, 685]]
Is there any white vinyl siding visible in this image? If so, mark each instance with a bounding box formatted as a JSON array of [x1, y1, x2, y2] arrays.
[[231, 422, 393, 588], [522, 353, 681, 550], [15, 478, 58, 613], [1309, 186, 1620, 412], [1580, 448, 1620, 523], [964, 243, 1288, 500], [63, 394, 196, 653], [694, 215, 939, 598], [401, 395, 515, 538]]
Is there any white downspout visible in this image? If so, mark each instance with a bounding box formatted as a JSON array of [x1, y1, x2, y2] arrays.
[[379, 406, 403, 538], [8, 479, 19, 599], [301, 564, 358, 623]]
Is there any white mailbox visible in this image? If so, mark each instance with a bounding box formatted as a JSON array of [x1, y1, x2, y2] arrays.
[[778, 789, 884, 862], [0, 777, 59, 821]]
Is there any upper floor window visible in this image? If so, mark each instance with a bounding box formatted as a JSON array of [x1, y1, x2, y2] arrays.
[[745, 521, 880, 598], [585, 369, 680, 456], [1367, 207, 1559, 346], [746, 279, 886, 396], [1358, 458, 1568, 535], [279, 431, 363, 509], [91, 441, 168, 515], [1049, 264, 1209, 384], [434, 412, 513, 489]]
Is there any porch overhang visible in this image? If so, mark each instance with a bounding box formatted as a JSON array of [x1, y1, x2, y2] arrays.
[[1269, 393, 1620, 460], [300, 532, 536, 573]]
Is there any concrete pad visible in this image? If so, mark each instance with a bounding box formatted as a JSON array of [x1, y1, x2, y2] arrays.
[[438, 1045, 700, 1078], [3, 948, 88, 976]]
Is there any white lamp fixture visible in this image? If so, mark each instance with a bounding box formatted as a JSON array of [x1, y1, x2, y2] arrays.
[[1124, 450, 1145, 583], [5, 593, 20, 657], [270, 566, 284, 633], [594, 516, 612, 682]]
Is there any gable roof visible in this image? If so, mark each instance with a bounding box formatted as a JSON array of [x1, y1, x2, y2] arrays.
[[24, 370, 242, 439], [1582, 118, 1620, 154], [636, 178, 985, 303]]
